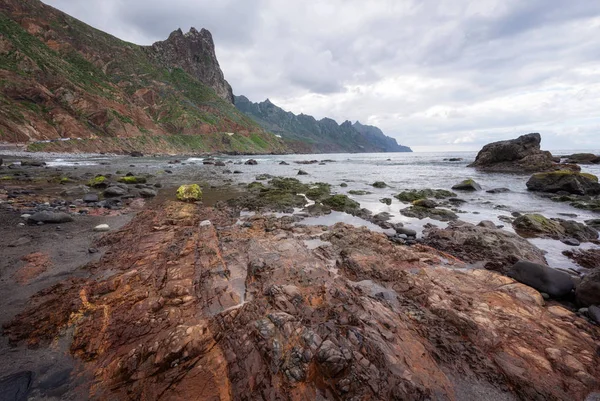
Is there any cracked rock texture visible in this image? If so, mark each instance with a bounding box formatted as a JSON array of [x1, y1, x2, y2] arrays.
[[4, 201, 600, 400]]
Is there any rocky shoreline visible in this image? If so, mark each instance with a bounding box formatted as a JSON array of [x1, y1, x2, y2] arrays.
[[1, 140, 600, 400]]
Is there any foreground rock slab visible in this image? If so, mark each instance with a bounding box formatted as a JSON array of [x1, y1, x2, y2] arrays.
[[3, 202, 599, 400]]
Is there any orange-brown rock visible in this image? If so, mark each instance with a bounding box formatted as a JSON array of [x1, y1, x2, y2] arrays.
[[4, 201, 600, 400]]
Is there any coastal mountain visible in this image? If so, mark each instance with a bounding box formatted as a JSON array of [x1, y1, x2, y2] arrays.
[[0, 0, 285, 154], [235, 95, 412, 153]]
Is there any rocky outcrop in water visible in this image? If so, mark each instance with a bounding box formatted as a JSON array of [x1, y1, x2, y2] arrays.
[[468, 133, 555, 172], [526, 171, 600, 195], [145, 28, 234, 103], [6, 202, 599, 400]]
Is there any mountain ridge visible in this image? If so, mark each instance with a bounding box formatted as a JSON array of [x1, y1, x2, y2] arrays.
[[235, 95, 412, 153]]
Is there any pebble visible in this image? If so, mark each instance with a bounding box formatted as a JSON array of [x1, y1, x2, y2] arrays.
[[88, 248, 99, 254], [94, 224, 110, 232], [20, 214, 31, 219]]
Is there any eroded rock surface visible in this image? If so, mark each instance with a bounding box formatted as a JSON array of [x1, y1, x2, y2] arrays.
[[3, 202, 600, 400]]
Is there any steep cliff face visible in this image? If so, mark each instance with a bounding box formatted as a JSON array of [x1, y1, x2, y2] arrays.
[[235, 95, 412, 153], [144, 27, 234, 104], [0, 0, 284, 154]]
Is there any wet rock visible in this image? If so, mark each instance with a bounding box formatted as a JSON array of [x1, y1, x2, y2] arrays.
[[400, 206, 458, 222], [245, 159, 258, 165], [0, 371, 32, 401], [487, 188, 510, 194], [562, 249, 600, 269], [255, 174, 273, 181], [94, 224, 110, 232], [21, 160, 46, 167], [214, 161, 226, 166], [576, 270, 600, 306], [82, 193, 99, 203], [130, 151, 144, 157], [139, 188, 157, 198], [28, 211, 73, 224], [61, 185, 91, 197], [340, 182, 348, 187], [589, 305, 600, 324], [413, 198, 437, 208], [561, 238, 581, 246], [477, 220, 497, 229], [394, 189, 456, 202], [88, 175, 108, 188], [565, 153, 600, 164], [233, 170, 243, 174], [508, 260, 575, 298], [297, 169, 308, 175], [513, 214, 598, 242], [322, 195, 360, 213], [468, 133, 555, 172], [348, 190, 371, 196], [379, 197, 392, 205], [279, 161, 289, 165], [526, 171, 600, 195], [424, 221, 547, 273], [451, 178, 481, 191], [586, 219, 600, 230], [371, 181, 387, 188], [104, 186, 127, 197], [396, 227, 417, 237]]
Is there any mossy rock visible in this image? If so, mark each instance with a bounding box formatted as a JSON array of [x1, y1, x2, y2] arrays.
[[118, 176, 147, 184], [394, 189, 457, 203], [451, 178, 482, 191], [371, 181, 387, 188], [380, 197, 392, 205], [88, 175, 108, 188], [400, 206, 458, 222], [176, 184, 202, 202], [0, 176, 14, 181], [413, 198, 438, 208], [305, 183, 331, 201], [247, 181, 266, 190], [322, 194, 360, 213], [268, 177, 310, 193], [255, 174, 273, 181], [512, 214, 565, 238], [527, 170, 600, 195]]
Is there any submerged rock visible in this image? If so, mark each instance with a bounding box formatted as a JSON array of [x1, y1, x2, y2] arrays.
[[423, 221, 547, 273], [507, 260, 575, 298], [468, 133, 555, 172], [513, 214, 598, 242], [394, 189, 456, 203]]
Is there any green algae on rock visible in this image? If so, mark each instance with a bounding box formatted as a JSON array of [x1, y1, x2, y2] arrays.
[[526, 170, 600, 195], [322, 194, 360, 213], [176, 184, 202, 202], [118, 176, 147, 184], [88, 176, 108, 188], [394, 189, 457, 203]]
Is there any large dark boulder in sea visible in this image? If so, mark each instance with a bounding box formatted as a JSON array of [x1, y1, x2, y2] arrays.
[[507, 260, 575, 298], [565, 153, 600, 165], [422, 220, 547, 273], [576, 270, 600, 306], [526, 170, 600, 195], [468, 133, 555, 172]]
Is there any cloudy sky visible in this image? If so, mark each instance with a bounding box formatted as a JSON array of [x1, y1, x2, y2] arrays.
[[43, 0, 600, 151]]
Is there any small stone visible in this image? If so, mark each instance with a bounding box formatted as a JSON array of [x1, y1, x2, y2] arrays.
[[139, 188, 157, 198], [395, 227, 417, 237], [94, 224, 110, 232], [561, 238, 580, 246], [20, 214, 31, 219], [83, 193, 99, 203], [540, 292, 550, 300], [88, 247, 99, 254]]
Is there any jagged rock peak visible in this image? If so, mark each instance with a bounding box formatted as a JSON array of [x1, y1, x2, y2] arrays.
[[145, 27, 234, 103]]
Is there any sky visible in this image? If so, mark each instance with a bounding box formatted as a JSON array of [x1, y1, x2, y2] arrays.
[[42, 0, 600, 151]]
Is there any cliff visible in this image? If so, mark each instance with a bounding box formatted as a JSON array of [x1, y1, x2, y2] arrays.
[[0, 0, 285, 154], [235, 95, 412, 153]]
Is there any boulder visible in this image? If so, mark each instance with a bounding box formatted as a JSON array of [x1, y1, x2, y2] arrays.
[[507, 260, 575, 298], [451, 179, 481, 191], [526, 170, 600, 195], [297, 169, 308, 176], [82, 193, 99, 203], [423, 221, 547, 273], [176, 184, 202, 202], [28, 211, 74, 224], [394, 189, 456, 203], [279, 161, 289, 165], [400, 206, 458, 222], [245, 159, 258, 165], [104, 186, 128, 197], [589, 305, 600, 325], [412, 198, 437, 208], [379, 198, 392, 205], [371, 181, 387, 188], [468, 133, 555, 172], [20, 160, 46, 167], [130, 151, 144, 157], [565, 153, 600, 164], [139, 188, 157, 198], [214, 161, 226, 167], [486, 188, 510, 194], [513, 214, 598, 242], [576, 270, 600, 306]]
